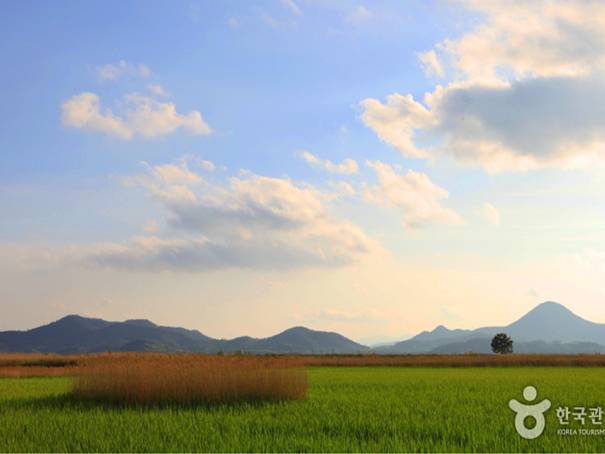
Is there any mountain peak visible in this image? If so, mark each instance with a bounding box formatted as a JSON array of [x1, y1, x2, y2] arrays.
[[57, 314, 87, 322], [530, 301, 572, 314], [504, 301, 598, 343], [514, 301, 579, 324], [124, 319, 156, 327], [280, 326, 315, 334], [52, 314, 107, 327], [432, 324, 450, 333]]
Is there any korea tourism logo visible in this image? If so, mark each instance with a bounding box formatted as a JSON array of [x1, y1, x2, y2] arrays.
[[508, 385, 605, 439], [509, 386, 551, 439]]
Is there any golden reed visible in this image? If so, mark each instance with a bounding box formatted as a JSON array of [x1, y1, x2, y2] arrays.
[[71, 354, 308, 405]]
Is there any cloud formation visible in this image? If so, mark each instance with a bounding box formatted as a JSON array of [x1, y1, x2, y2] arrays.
[[418, 50, 444, 78], [363, 161, 462, 229], [362, 1, 605, 172], [61, 92, 211, 140], [88, 161, 380, 272], [301, 151, 359, 174], [363, 76, 605, 171], [428, 1, 605, 82], [121, 158, 207, 203], [96, 60, 151, 81], [361, 94, 433, 159], [147, 84, 168, 97]]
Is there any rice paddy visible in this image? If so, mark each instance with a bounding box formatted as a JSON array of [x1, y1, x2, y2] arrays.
[[1, 362, 605, 452]]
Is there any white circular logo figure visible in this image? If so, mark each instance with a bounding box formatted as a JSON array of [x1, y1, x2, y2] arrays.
[[509, 386, 551, 439]]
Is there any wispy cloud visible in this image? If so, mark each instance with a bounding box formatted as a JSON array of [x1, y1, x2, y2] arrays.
[[363, 161, 462, 229], [301, 151, 358, 174], [95, 60, 150, 82], [147, 83, 168, 97], [417, 50, 444, 78], [281, 0, 302, 16]]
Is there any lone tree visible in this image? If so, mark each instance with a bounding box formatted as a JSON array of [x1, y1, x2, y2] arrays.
[[491, 333, 513, 354]]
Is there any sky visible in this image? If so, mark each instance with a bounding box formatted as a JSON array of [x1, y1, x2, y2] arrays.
[[2, 0, 605, 343]]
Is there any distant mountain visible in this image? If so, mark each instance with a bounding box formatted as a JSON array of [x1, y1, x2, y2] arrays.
[[3, 302, 603, 355], [380, 302, 605, 354], [359, 335, 411, 348], [222, 326, 369, 354], [0, 315, 368, 354]]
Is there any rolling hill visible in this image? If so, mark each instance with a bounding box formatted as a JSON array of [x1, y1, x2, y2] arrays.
[[0, 315, 368, 354]]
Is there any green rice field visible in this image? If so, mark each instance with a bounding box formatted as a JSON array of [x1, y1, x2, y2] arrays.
[[2, 367, 605, 452]]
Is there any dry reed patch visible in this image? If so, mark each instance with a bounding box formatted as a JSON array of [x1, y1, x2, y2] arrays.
[[0, 354, 81, 377], [0, 354, 79, 368], [72, 355, 308, 405]]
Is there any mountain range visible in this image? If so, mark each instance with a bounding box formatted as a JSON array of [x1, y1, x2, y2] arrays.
[[1, 302, 605, 354], [378, 302, 605, 354], [0, 315, 368, 354]]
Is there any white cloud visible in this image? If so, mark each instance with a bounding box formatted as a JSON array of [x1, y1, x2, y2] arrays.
[[362, 76, 605, 172], [124, 94, 211, 138], [147, 84, 168, 97], [361, 93, 434, 159], [429, 1, 605, 83], [96, 60, 151, 82], [61, 92, 132, 139], [482, 202, 500, 226], [122, 159, 203, 203], [61, 92, 211, 140], [330, 181, 356, 197], [363, 161, 462, 229], [281, 0, 302, 16], [150, 162, 202, 186], [418, 50, 444, 78], [88, 160, 381, 272], [198, 159, 215, 172], [301, 151, 359, 174]]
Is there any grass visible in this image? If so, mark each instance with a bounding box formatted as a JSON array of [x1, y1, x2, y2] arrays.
[[2, 367, 605, 452], [73, 355, 307, 405]]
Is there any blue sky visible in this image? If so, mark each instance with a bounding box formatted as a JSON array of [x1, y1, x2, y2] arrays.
[[1, 1, 462, 241], [2, 1, 605, 342]]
